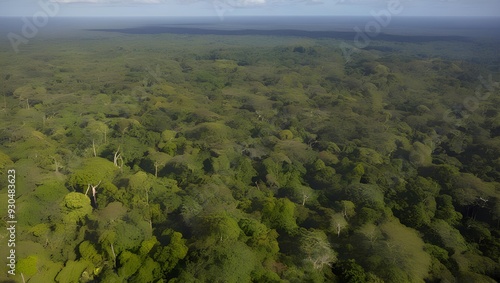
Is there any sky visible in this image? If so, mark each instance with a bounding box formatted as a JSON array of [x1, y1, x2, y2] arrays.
[[0, 0, 499, 18]]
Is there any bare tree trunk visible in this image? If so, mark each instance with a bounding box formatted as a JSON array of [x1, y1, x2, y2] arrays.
[[113, 147, 121, 167], [110, 243, 116, 267], [302, 193, 309, 206], [118, 155, 123, 172], [92, 139, 97, 157], [54, 158, 60, 174]]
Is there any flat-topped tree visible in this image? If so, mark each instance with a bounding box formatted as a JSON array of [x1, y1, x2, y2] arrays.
[[61, 192, 93, 230], [68, 157, 118, 192]]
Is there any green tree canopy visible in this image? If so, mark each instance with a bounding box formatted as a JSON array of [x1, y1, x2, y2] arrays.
[[68, 157, 118, 191], [262, 197, 298, 234]]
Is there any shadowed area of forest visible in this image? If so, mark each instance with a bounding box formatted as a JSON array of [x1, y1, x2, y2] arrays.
[[88, 26, 471, 43]]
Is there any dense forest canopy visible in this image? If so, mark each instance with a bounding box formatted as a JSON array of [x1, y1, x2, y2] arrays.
[[0, 30, 499, 282]]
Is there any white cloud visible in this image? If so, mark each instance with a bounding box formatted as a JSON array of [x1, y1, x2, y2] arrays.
[[51, 0, 162, 3], [50, 0, 317, 7], [211, 0, 266, 7]]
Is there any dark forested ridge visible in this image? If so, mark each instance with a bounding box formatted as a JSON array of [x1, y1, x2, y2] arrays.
[[0, 31, 499, 282], [87, 26, 471, 43]]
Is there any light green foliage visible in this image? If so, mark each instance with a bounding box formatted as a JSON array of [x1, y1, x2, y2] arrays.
[[33, 180, 69, 203], [331, 212, 348, 236], [409, 142, 433, 167], [457, 272, 497, 283], [30, 223, 50, 237], [341, 200, 356, 219], [262, 152, 305, 189], [161, 129, 177, 141], [451, 173, 496, 206], [185, 122, 232, 145], [0, 149, 13, 171], [318, 151, 340, 165], [128, 171, 150, 192], [129, 256, 161, 283], [86, 120, 109, 143], [452, 249, 499, 279], [55, 260, 92, 283], [138, 236, 158, 257], [430, 219, 468, 254], [356, 147, 385, 165], [113, 218, 148, 252], [79, 241, 103, 265], [144, 149, 172, 175], [68, 157, 118, 191], [275, 140, 316, 164], [354, 220, 431, 283], [210, 153, 230, 173], [278, 129, 294, 140], [117, 251, 141, 279], [280, 184, 317, 206], [98, 230, 117, 254], [262, 197, 298, 233], [17, 255, 38, 276], [115, 134, 155, 165], [378, 220, 431, 282], [233, 156, 257, 185], [160, 140, 177, 155], [29, 259, 64, 283], [61, 192, 93, 225], [17, 179, 68, 226]]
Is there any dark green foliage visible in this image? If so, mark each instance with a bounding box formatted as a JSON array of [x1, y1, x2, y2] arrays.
[[238, 218, 280, 258], [333, 259, 367, 283], [153, 230, 188, 273]]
